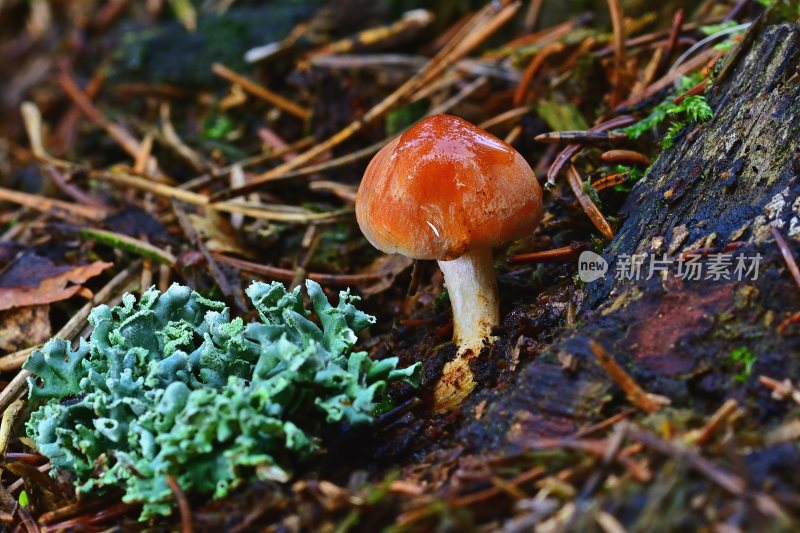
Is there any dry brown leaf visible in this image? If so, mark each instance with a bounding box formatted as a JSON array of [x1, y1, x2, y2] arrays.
[[359, 254, 414, 297], [0, 253, 112, 311], [189, 212, 254, 258]]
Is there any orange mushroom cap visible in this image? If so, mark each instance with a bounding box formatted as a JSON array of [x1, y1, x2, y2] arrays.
[[356, 114, 543, 261]]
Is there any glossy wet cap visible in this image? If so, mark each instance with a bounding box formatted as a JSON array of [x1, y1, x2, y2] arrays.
[[356, 114, 543, 260]]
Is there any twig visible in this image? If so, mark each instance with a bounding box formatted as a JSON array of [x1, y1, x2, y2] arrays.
[[212, 202, 353, 223], [600, 149, 651, 166], [557, 35, 598, 75], [606, 0, 628, 106], [91, 169, 351, 222], [657, 9, 685, 76], [387, 480, 425, 496], [172, 201, 247, 312], [138, 264, 152, 298], [80, 228, 177, 265], [212, 0, 521, 200], [573, 409, 635, 438], [42, 502, 139, 531], [547, 115, 635, 186], [759, 376, 800, 404], [308, 181, 357, 203], [534, 131, 628, 144], [596, 511, 628, 533], [479, 106, 531, 131], [508, 242, 588, 264], [308, 9, 434, 57], [44, 167, 108, 209], [429, 75, 490, 114], [593, 21, 711, 58], [777, 310, 800, 334], [91, 0, 129, 31], [0, 186, 107, 222], [685, 399, 739, 446], [0, 400, 24, 455], [725, 0, 750, 21], [20, 102, 55, 162], [51, 63, 105, 155], [588, 340, 669, 414], [211, 63, 311, 120], [577, 423, 629, 500], [7, 469, 51, 497], [221, 74, 488, 197], [133, 134, 154, 175], [37, 497, 118, 526], [167, 475, 193, 533], [615, 47, 722, 112], [448, 467, 545, 507], [673, 78, 709, 104], [212, 253, 385, 287], [631, 48, 664, 97], [57, 70, 147, 161], [227, 165, 248, 229], [514, 41, 565, 106], [591, 173, 628, 191], [714, 16, 762, 87], [522, 436, 651, 483], [90, 170, 208, 205], [4, 453, 46, 466], [567, 165, 615, 240], [0, 371, 33, 421], [180, 137, 314, 191], [626, 425, 787, 520], [498, 16, 581, 54], [770, 226, 800, 291], [290, 225, 320, 290], [523, 0, 544, 32], [160, 103, 214, 173], [0, 347, 35, 373], [222, 138, 388, 192]]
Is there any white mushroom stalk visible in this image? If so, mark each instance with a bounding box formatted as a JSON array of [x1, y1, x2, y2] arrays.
[[434, 247, 499, 411]]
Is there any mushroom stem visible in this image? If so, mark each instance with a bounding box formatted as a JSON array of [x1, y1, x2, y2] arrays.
[[435, 247, 499, 411]]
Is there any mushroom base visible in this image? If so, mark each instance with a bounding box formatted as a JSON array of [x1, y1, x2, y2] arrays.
[[434, 248, 499, 412]]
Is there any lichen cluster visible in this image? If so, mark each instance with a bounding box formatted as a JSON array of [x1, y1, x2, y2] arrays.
[[24, 280, 420, 518]]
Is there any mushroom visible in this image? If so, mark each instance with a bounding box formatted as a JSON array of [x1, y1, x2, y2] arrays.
[[356, 114, 543, 411]]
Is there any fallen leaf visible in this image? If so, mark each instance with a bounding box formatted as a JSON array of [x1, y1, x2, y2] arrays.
[[0, 252, 112, 311], [359, 254, 414, 297], [190, 212, 254, 258]]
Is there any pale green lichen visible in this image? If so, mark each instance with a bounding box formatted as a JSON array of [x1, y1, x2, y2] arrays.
[[24, 280, 420, 519]]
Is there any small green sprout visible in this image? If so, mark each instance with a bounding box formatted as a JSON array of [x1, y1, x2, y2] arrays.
[[203, 113, 236, 139], [730, 347, 757, 383]]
